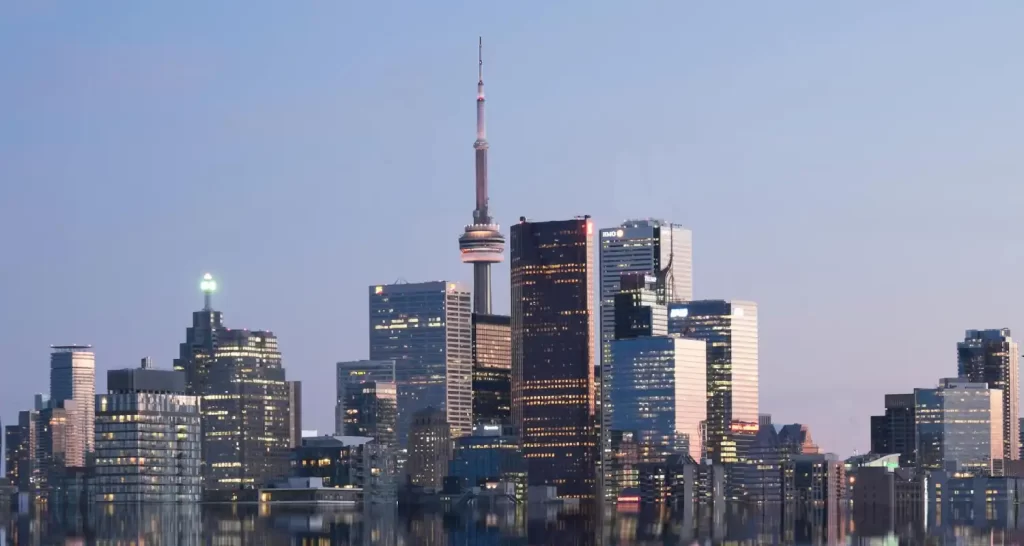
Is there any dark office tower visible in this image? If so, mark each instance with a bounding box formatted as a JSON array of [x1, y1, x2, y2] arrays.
[[203, 329, 291, 492], [368, 281, 473, 446], [457, 38, 506, 315], [668, 300, 759, 464], [407, 407, 453, 489], [868, 393, 916, 466], [49, 345, 95, 460], [288, 381, 302, 449], [94, 362, 201, 502], [336, 360, 396, 436], [612, 273, 667, 340], [510, 216, 596, 499], [174, 273, 223, 396], [4, 423, 16, 483], [957, 329, 1020, 461], [1020, 418, 1024, 460], [6, 411, 36, 492], [472, 314, 512, 425], [174, 274, 293, 493], [343, 381, 398, 448]]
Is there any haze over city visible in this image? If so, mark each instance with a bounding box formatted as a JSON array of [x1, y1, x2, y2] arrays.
[[4, 2, 1024, 460]]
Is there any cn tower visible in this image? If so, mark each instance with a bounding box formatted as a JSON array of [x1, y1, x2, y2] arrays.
[[458, 38, 505, 314]]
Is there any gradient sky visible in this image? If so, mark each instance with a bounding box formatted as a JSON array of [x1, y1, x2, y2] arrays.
[[3, 2, 1024, 459]]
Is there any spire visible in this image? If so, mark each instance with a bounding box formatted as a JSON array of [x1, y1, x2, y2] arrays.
[[200, 273, 217, 311], [476, 36, 487, 143]]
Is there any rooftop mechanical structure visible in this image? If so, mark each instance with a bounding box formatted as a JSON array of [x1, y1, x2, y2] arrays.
[[458, 38, 505, 315]]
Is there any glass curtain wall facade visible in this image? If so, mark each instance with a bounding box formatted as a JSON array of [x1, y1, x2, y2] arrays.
[[368, 282, 473, 446], [609, 337, 706, 461], [511, 217, 596, 499], [342, 380, 398, 448], [668, 300, 758, 464], [915, 378, 1002, 475], [607, 336, 706, 497], [472, 314, 512, 425], [957, 329, 1020, 462], [336, 360, 396, 435], [94, 367, 201, 502], [202, 330, 291, 491], [50, 346, 95, 458]]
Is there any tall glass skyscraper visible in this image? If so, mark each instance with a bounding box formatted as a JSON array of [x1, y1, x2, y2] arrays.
[[607, 336, 706, 497], [915, 378, 1003, 475], [667, 300, 758, 464], [368, 281, 473, 446], [598, 220, 691, 499], [49, 345, 95, 459], [957, 329, 1020, 462], [510, 216, 596, 499], [609, 337, 706, 461]]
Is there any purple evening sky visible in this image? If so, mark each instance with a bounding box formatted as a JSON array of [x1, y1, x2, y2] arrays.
[[2, 2, 1024, 459]]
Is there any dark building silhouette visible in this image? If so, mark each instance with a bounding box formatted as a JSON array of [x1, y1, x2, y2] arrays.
[[510, 216, 596, 499], [407, 407, 452, 490], [288, 380, 302, 448], [4, 411, 35, 492], [869, 393, 916, 467], [612, 273, 667, 340]]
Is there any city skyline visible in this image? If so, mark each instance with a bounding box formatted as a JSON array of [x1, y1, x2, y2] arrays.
[[6, 3, 1024, 460]]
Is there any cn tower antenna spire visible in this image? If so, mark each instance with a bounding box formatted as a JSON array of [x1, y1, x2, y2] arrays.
[[479, 36, 483, 83]]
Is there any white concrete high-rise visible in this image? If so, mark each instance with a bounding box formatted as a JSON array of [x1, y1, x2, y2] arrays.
[[50, 345, 95, 458]]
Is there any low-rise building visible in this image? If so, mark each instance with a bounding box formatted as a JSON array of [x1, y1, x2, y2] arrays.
[[259, 477, 360, 505], [445, 423, 524, 500], [291, 435, 395, 503]]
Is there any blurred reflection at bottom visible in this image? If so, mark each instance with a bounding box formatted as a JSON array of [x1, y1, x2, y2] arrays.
[[5, 502, 1024, 545]]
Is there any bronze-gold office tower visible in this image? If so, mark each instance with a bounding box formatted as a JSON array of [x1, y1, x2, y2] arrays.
[[511, 216, 596, 499]]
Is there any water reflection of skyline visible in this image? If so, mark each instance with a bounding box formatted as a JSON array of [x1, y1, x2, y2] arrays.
[[3, 504, 1024, 545]]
